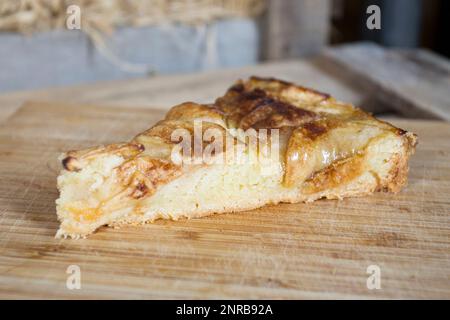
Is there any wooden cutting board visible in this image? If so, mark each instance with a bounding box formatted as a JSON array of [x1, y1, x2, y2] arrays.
[[0, 101, 449, 299]]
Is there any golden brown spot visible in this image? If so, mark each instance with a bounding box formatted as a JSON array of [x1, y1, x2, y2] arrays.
[[302, 154, 365, 194], [229, 83, 245, 92], [135, 143, 145, 152], [62, 156, 80, 172], [216, 85, 318, 129], [129, 181, 149, 199], [301, 121, 328, 140], [62, 143, 145, 172], [118, 157, 182, 200]]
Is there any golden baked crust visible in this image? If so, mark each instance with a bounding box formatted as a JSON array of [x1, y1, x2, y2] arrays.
[[215, 76, 416, 188], [55, 76, 417, 238]]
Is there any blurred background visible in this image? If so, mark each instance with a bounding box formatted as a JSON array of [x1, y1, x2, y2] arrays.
[[0, 0, 448, 92]]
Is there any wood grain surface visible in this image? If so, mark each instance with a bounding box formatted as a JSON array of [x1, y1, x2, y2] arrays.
[[322, 43, 450, 120], [2, 43, 447, 125], [0, 56, 378, 124], [0, 101, 449, 299]]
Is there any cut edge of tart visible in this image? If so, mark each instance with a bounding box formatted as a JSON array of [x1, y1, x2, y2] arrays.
[[55, 76, 417, 238]]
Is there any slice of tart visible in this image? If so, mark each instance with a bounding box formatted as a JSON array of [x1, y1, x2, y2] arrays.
[[55, 77, 417, 238]]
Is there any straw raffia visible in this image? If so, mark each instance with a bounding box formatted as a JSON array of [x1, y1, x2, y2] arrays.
[[0, 0, 266, 34]]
